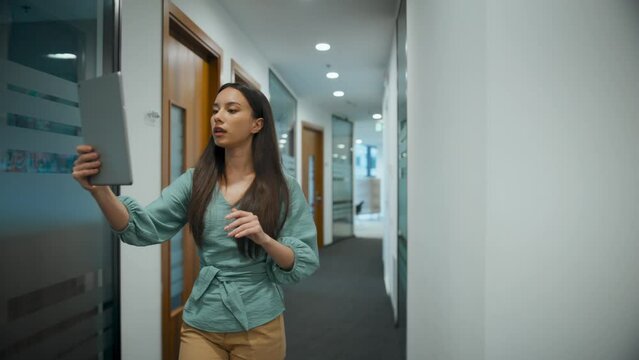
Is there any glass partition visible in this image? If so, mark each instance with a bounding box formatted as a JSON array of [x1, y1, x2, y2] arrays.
[[0, 0, 120, 358], [332, 115, 354, 241], [396, 0, 408, 358], [268, 70, 296, 177]]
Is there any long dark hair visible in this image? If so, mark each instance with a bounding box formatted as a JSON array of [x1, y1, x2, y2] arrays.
[[187, 83, 290, 258]]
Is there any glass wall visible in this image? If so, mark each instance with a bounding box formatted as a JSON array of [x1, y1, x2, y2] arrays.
[[332, 115, 354, 241], [396, 0, 408, 358], [0, 0, 120, 358], [169, 104, 185, 311], [268, 70, 296, 177]]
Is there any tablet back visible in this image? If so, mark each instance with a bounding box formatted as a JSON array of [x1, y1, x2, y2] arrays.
[[78, 72, 133, 185]]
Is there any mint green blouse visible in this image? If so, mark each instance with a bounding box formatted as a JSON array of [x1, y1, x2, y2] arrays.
[[114, 168, 319, 332]]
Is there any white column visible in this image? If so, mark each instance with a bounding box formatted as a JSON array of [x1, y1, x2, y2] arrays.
[[407, 0, 639, 359], [484, 1, 639, 359], [120, 0, 163, 358]]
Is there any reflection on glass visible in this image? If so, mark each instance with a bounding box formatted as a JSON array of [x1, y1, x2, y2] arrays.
[[269, 70, 296, 177], [170, 104, 186, 310], [332, 115, 354, 240], [0, 0, 119, 358]]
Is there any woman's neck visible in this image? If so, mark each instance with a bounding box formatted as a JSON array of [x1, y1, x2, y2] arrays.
[[224, 141, 254, 183]]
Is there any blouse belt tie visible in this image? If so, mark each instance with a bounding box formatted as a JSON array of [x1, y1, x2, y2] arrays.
[[190, 263, 269, 331]]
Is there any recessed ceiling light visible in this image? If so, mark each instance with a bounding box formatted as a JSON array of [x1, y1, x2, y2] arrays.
[[326, 72, 339, 79], [337, 144, 346, 149], [279, 139, 287, 144], [333, 154, 339, 158], [46, 53, 76, 60], [341, 155, 347, 160], [333, 91, 344, 97], [315, 43, 331, 51], [355, 139, 363, 144], [282, 133, 288, 139], [372, 113, 382, 120]]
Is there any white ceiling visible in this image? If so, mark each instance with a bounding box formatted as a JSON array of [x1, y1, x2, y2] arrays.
[[218, 0, 399, 123]]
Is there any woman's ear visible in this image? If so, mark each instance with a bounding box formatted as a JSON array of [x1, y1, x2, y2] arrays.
[[251, 117, 264, 134]]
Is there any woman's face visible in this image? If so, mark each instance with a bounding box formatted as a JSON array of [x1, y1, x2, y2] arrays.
[[211, 87, 263, 149]]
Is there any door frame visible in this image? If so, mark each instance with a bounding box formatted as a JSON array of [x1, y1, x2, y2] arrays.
[[301, 121, 325, 248], [161, 2, 223, 359], [231, 59, 260, 89]]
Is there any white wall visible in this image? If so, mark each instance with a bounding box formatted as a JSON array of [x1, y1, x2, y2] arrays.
[[484, 1, 639, 359], [120, 2, 333, 357], [354, 119, 383, 148], [407, 0, 639, 359], [120, 0, 163, 358], [406, 0, 487, 359], [382, 33, 398, 321]]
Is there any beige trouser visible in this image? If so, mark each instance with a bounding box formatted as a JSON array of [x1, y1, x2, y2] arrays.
[[178, 315, 286, 360]]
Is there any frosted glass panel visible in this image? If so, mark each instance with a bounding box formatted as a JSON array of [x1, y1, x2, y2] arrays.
[[332, 115, 354, 240], [170, 104, 185, 310], [269, 70, 296, 177], [170, 232, 184, 310], [0, 0, 120, 358], [308, 155, 315, 215], [170, 105, 185, 181]]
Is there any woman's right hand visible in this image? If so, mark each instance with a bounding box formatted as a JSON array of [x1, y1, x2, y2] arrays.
[[72, 145, 128, 230], [72, 145, 105, 192]]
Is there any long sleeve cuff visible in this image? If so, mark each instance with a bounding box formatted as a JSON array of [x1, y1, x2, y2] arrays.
[[113, 196, 162, 246], [112, 196, 134, 235], [267, 236, 320, 285]]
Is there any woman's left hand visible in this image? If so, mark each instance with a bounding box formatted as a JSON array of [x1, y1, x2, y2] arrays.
[[224, 208, 271, 246]]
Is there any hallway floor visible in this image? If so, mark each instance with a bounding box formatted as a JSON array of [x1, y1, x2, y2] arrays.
[[282, 238, 402, 360]]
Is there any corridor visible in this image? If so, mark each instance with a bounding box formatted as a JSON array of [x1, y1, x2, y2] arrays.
[[284, 238, 401, 360], [3, 0, 639, 358]]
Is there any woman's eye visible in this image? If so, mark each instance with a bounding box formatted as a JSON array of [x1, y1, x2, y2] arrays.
[[228, 109, 238, 114]]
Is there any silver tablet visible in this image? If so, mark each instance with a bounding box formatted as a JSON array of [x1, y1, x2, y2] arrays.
[[78, 72, 133, 185]]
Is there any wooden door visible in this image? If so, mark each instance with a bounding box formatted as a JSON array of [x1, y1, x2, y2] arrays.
[[162, 4, 222, 359], [302, 124, 324, 248]]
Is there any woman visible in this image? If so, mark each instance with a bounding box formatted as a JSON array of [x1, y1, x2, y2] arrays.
[[72, 83, 320, 359]]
